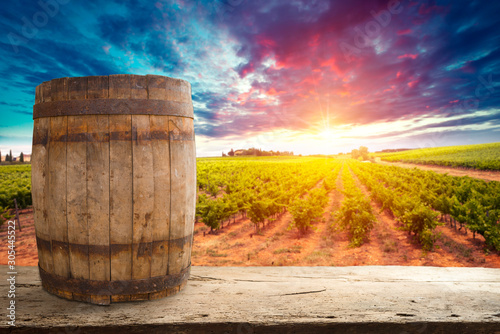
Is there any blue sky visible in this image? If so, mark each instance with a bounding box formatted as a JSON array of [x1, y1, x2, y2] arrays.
[[1, 0, 500, 157]]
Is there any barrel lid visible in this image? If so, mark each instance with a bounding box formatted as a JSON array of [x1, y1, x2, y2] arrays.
[[33, 75, 193, 119]]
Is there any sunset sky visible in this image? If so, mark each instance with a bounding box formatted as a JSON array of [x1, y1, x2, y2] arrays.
[[1, 0, 499, 156]]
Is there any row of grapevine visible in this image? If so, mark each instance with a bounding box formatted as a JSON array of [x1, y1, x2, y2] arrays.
[[334, 163, 376, 247], [351, 161, 500, 251], [288, 163, 342, 234], [350, 161, 440, 250]]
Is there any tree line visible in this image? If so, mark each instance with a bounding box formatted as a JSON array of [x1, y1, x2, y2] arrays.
[[223, 147, 294, 157], [1, 150, 27, 163]]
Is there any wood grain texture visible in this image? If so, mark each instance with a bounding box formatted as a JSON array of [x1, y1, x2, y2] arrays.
[[32, 117, 52, 273], [48, 116, 72, 300], [131, 75, 147, 99], [41, 81, 52, 103], [168, 116, 195, 275], [87, 76, 108, 99], [109, 115, 133, 303], [131, 115, 154, 290], [50, 77, 68, 102], [7, 266, 500, 331], [66, 115, 89, 304], [150, 116, 170, 278], [35, 85, 42, 104], [68, 77, 87, 100], [146, 75, 166, 100], [86, 115, 111, 305], [109, 75, 130, 99]]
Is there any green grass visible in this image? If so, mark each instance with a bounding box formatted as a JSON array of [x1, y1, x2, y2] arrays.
[[273, 245, 302, 254], [379, 142, 500, 170]]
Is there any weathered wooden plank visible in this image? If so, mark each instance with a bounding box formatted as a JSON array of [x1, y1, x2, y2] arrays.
[[66, 115, 89, 302], [50, 77, 68, 102], [32, 117, 52, 273], [109, 75, 130, 99], [167, 116, 195, 275], [131, 115, 155, 300], [131, 75, 147, 99], [149, 115, 170, 279], [48, 116, 72, 300], [68, 77, 87, 100], [86, 115, 111, 305], [183, 118, 196, 270], [109, 114, 133, 303], [87, 76, 108, 99], [148, 115, 170, 301], [165, 77, 189, 103], [5, 265, 500, 331], [41, 81, 52, 103], [35, 84, 42, 104], [108, 78, 132, 303], [146, 75, 166, 100]]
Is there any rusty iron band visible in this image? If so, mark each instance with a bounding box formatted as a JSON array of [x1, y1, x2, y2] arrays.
[[36, 233, 193, 256], [32, 130, 194, 145], [38, 264, 190, 296], [33, 99, 194, 119]]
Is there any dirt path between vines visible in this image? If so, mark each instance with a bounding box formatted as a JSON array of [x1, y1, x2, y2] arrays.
[[375, 158, 500, 182]]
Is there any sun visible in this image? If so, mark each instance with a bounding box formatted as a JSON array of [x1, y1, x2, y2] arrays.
[[318, 129, 338, 140]]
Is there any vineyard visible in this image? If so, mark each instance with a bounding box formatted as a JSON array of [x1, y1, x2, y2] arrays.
[[379, 142, 500, 170], [0, 165, 31, 214], [1, 155, 500, 267], [195, 157, 500, 252]]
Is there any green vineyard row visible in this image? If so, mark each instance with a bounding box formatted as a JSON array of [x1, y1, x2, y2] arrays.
[[379, 142, 500, 170]]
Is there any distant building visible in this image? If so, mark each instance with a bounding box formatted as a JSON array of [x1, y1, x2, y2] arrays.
[[234, 150, 244, 156]]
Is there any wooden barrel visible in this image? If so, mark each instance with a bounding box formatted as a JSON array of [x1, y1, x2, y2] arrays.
[[31, 75, 196, 305]]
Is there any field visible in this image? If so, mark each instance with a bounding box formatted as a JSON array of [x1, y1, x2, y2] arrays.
[[0, 165, 31, 211], [1, 154, 499, 268], [379, 142, 500, 170], [192, 157, 500, 264]]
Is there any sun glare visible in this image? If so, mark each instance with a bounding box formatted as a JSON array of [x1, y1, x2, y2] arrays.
[[319, 129, 338, 140]]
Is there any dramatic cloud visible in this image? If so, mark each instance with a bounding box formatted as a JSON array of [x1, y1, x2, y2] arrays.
[[1, 0, 499, 156]]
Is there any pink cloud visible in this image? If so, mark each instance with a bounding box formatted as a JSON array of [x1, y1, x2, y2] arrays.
[[398, 54, 418, 60], [397, 29, 412, 35]]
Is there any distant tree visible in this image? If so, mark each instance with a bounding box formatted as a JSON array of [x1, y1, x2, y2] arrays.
[[0, 150, 2, 162], [222, 152, 227, 157], [228, 148, 234, 157], [359, 146, 369, 160], [351, 149, 360, 159], [20, 152, 24, 163]]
